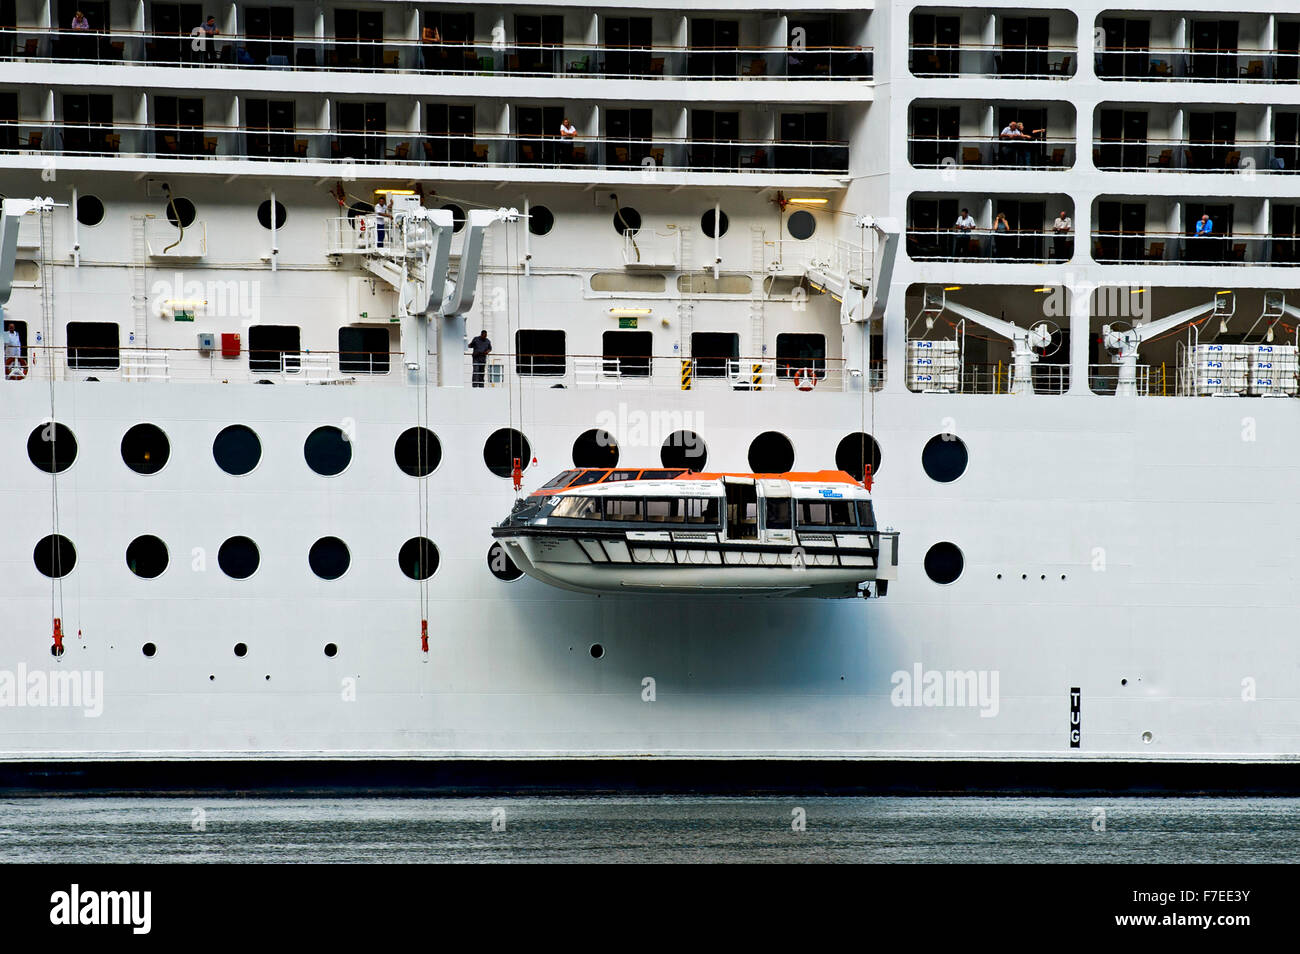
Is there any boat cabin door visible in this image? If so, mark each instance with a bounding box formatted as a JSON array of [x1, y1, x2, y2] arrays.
[[722, 477, 758, 540], [759, 479, 793, 545]]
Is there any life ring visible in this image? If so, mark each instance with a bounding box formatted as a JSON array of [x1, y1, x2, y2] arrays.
[[793, 368, 816, 391]]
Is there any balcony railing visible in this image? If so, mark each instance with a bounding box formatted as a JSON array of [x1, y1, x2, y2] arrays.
[[1095, 47, 1299, 82], [1090, 231, 1300, 266], [906, 227, 1074, 263], [908, 43, 1076, 78], [1093, 139, 1299, 173], [0, 122, 849, 173], [908, 135, 1075, 169], [0, 28, 872, 79]]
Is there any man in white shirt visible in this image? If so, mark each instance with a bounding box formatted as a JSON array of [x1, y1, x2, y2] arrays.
[[1052, 210, 1072, 261], [558, 117, 577, 165], [4, 321, 23, 379], [953, 208, 976, 258], [373, 196, 388, 247]]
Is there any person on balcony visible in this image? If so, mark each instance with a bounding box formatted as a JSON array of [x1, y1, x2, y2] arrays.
[[992, 212, 1011, 259], [953, 208, 976, 258], [1052, 210, 1072, 261], [558, 117, 577, 165], [71, 11, 90, 30], [4, 322, 25, 379], [468, 329, 492, 387], [198, 15, 219, 63], [373, 195, 388, 247], [999, 121, 1024, 166]]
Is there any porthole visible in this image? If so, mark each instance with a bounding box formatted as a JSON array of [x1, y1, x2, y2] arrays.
[[394, 427, 442, 477], [324, 643, 338, 657], [613, 206, 641, 235], [924, 542, 964, 585], [76, 194, 105, 227], [483, 428, 531, 479], [309, 536, 351, 580], [835, 432, 882, 481], [142, 643, 157, 657], [121, 423, 170, 475], [165, 197, 197, 228], [1142, 731, 1153, 744], [27, 422, 77, 474], [590, 643, 605, 659], [701, 209, 729, 238], [529, 205, 554, 236], [398, 537, 439, 580], [572, 428, 619, 468], [234, 642, 248, 657], [126, 535, 169, 579], [487, 542, 524, 582], [213, 424, 261, 476], [33, 534, 76, 578], [660, 430, 707, 472], [51, 643, 64, 658], [787, 209, 816, 240], [218, 536, 260, 579], [304, 425, 352, 476], [747, 431, 794, 474], [921, 433, 968, 483], [257, 199, 287, 230], [442, 203, 466, 233]]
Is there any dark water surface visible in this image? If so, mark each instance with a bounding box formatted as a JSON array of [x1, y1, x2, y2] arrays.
[[2, 796, 1297, 862]]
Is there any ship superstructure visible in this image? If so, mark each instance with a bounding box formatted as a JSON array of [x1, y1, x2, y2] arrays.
[[1, 1, 1299, 769]]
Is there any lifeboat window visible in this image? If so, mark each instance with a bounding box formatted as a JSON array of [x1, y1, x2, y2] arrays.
[[797, 500, 856, 527], [601, 470, 641, 483], [856, 500, 876, 528], [685, 498, 720, 524], [645, 498, 694, 522], [765, 498, 792, 529], [552, 496, 603, 519], [541, 470, 581, 490], [638, 469, 679, 480], [568, 470, 606, 487], [604, 497, 644, 521]]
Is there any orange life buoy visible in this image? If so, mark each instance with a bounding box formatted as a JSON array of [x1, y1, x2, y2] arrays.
[[794, 368, 815, 391]]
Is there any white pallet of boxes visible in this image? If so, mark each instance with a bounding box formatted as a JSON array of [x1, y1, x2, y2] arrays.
[[907, 339, 961, 392], [1191, 343, 1248, 396], [1248, 343, 1299, 397]]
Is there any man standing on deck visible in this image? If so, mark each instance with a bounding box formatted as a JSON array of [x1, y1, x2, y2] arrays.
[[468, 329, 492, 387], [4, 322, 23, 379]]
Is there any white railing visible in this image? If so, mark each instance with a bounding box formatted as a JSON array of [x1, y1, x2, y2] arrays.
[[120, 349, 169, 382], [622, 230, 680, 269]]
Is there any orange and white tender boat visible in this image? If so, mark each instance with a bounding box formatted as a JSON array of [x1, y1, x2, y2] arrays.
[[492, 468, 899, 598]]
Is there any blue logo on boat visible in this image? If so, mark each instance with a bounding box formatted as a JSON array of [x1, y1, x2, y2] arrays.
[[819, 489, 842, 498]]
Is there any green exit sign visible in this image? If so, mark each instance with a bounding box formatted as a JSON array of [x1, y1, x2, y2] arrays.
[[173, 311, 195, 322], [618, 317, 638, 329]]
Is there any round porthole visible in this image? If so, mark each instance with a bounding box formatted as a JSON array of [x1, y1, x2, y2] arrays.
[[613, 206, 641, 235], [442, 203, 466, 233], [660, 430, 707, 472], [572, 429, 619, 468], [165, 197, 196, 228], [747, 431, 794, 473], [921, 434, 968, 483], [701, 209, 729, 238], [394, 427, 442, 477], [27, 422, 77, 474], [487, 542, 524, 581], [1142, 731, 1153, 744], [218, 536, 260, 580], [126, 535, 169, 579], [142, 642, 157, 657], [308, 537, 351, 580], [121, 423, 170, 475], [399, 537, 440, 580], [529, 205, 554, 236], [787, 209, 816, 240], [257, 199, 287, 230], [33, 534, 76, 578], [483, 428, 531, 479], [924, 542, 964, 585], [213, 424, 261, 476], [835, 432, 882, 481], [304, 425, 352, 476], [76, 194, 105, 227], [590, 643, 605, 659], [324, 643, 338, 657], [234, 642, 248, 657]]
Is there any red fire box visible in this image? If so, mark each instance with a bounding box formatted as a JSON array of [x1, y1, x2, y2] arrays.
[[221, 333, 241, 358]]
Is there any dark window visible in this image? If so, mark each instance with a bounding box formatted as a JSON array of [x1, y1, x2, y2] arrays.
[[398, 537, 439, 580], [257, 199, 287, 229], [613, 206, 642, 234], [308, 537, 351, 580], [661, 430, 707, 472], [218, 536, 260, 579], [856, 500, 876, 528], [212, 424, 262, 475], [922, 434, 968, 482], [604, 497, 644, 521], [487, 542, 524, 581], [700, 210, 728, 238], [690, 332, 739, 377], [442, 203, 466, 232], [787, 209, 816, 239], [483, 428, 531, 478], [540, 470, 581, 490], [248, 325, 300, 373], [924, 542, 964, 584], [27, 422, 77, 474], [748, 431, 795, 473], [572, 429, 619, 468], [33, 534, 76, 578], [339, 327, 390, 374], [245, 99, 295, 158], [394, 426, 441, 476], [764, 498, 791, 529], [304, 426, 352, 476], [835, 432, 882, 480], [602, 330, 652, 376], [776, 333, 825, 378], [515, 329, 566, 375], [126, 535, 169, 578], [76, 195, 105, 226], [529, 205, 554, 235], [67, 321, 119, 370], [121, 423, 170, 475], [797, 500, 856, 527], [163, 196, 197, 227], [336, 101, 386, 160], [602, 470, 642, 483], [567, 470, 608, 487]]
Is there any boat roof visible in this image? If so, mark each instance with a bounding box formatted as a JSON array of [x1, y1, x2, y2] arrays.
[[531, 468, 867, 497]]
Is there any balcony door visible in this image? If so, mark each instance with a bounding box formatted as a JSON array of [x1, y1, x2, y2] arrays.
[[1100, 18, 1150, 78], [1278, 22, 1300, 82], [1001, 17, 1049, 76], [154, 95, 203, 155], [911, 13, 960, 74], [337, 101, 385, 160], [335, 9, 384, 69], [996, 199, 1046, 260], [689, 18, 739, 77], [426, 102, 474, 163], [246, 99, 294, 158], [1191, 20, 1238, 80], [1276, 112, 1300, 173], [149, 3, 202, 63], [1184, 202, 1232, 262], [604, 17, 651, 76], [777, 112, 828, 171], [1272, 205, 1300, 264], [1097, 109, 1148, 169], [1187, 111, 1236, 169], [907, 198, 959, 259], [62, 93, 112, 153], [690, 110, 739, 170], [911, 105, 959, 166], [604, 107, 651, 165], [1096, 201, 1147, 262], [245, 6, 294, 65], [513, 14, 562, 73]]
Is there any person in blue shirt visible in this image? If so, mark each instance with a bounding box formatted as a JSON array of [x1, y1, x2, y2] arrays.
[[1195, 214, 1213, 236]]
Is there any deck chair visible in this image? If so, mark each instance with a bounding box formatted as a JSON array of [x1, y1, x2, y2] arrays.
[[961, 146, 982, 165], [1145, 241, 1164, 261], [1148, 149, 1172, 168]]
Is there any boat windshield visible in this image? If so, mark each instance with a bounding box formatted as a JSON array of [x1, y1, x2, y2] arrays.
[[540, 470, 581, 490], [796, 499, 859, 527], [551, 496, 603, 519]]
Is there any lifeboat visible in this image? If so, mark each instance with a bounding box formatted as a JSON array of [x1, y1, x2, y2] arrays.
[[492, 467, 899, 598]]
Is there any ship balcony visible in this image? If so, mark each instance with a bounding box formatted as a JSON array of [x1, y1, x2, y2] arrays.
[[908, 100, 1076, 170], [0, 27, 872, 81], [906, 194, 1075, 264], [1092, 103, 1298, 174], [1089, 231, 1296, 266], [909, 8, 1078, 79], [1090, 196, 1294, 266], [1095, 12, 1295, 82]]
